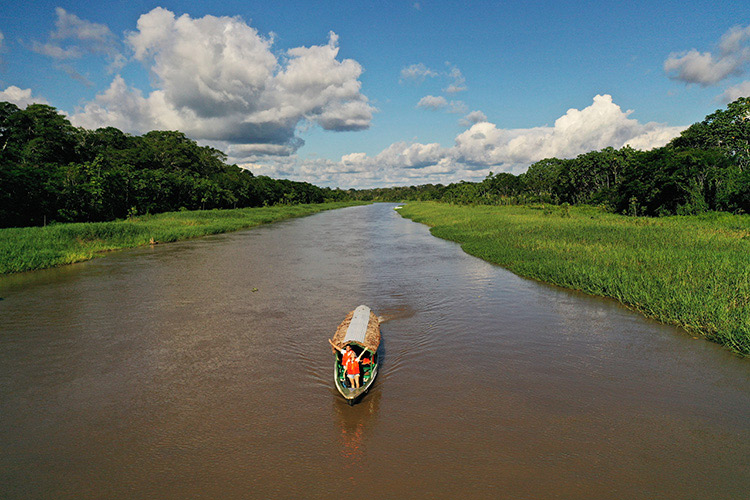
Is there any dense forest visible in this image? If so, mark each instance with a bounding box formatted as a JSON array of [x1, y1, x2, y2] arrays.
[[354, 98, 750, 216], [1, 98, 749, 228], [0, 102, 348, 228]]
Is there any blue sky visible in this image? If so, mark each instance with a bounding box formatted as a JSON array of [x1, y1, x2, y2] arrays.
[[1, 0, 749, 188]]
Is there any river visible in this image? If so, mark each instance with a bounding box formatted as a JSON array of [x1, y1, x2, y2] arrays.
[[1, 203, 748, 499]]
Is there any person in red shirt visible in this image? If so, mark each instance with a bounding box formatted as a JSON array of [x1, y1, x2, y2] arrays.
[[328, 340, 366, 388]]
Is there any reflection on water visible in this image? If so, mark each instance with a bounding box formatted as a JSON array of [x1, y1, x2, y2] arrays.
[[334, 389, 381, 478], [1, 203, 749, 499]]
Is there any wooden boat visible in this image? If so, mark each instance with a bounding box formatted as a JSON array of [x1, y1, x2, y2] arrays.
[[330, 305, 381, 405]]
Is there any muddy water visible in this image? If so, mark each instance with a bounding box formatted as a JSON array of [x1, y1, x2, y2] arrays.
[[1, 203, 749, 499]]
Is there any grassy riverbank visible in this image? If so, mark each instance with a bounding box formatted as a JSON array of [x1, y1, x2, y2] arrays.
[[398, 202, 750, 356], [0, 202, 367, 275]]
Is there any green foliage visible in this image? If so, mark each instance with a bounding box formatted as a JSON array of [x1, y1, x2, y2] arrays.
[[617, 148, 740, 215], [399, 202, 750, 356], [0, 103, 347, 228], [669, 96, 750, 171], [559, 202, 571, 218]]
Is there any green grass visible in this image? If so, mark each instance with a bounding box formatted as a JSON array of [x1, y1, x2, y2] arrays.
[[0, 202, 367, 275], [398, 202, 750, 356]]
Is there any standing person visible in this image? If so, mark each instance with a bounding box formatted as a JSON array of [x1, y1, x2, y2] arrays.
[[328, 340, 366, 388]]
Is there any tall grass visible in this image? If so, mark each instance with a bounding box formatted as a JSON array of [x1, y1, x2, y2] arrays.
[[0, 202, 366, 275], [398, 202, 750, 356]]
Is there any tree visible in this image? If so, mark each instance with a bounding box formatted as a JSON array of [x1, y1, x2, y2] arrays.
[[11, 104, 80, 165], [616, 147, 736, 215], [670, 97, 750, 171], [481, 172, 522, 202], [521, 158, 563, 200]]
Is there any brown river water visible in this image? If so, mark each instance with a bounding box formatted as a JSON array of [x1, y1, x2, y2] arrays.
[[1, 203, 749, 499]]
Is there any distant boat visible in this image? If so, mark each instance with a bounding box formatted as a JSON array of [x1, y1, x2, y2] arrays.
[[329, 305, 381, 405]]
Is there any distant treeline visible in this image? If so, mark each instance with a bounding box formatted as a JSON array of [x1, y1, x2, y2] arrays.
[[2, 98, 749, 228], [0, 102, 349, 228], [352, 98, 750, 216]]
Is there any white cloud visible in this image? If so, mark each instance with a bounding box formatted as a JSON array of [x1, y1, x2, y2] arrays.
[[664, 49, 744, 86], [417, 95, 466, 114], [32, 8, 120, 60], [375, 141, 448, 169], [448, 100, 467, 114], [72, 8, 374, 156], [460, 110, 488, 127], [718, 24, 750, 54], [718, 81, 750, 103], [452, 95, 683, 167], [417, 95, 448, 110], [409, 63, 467, 116], [444, 65, 467, 93], [70, 75, 156, 131], [664, 24, 750, 86], [257, 94, 685, 189], [29, 8, 124, 80], [30, 41, 83, 59], [400, 62, 467, 93], [0, 86, 50, 107], [51, 7, 117, 50], [400, 63, 438, 83]]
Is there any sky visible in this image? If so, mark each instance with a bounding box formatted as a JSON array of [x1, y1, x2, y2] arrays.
[[1, 0, 749, 188]]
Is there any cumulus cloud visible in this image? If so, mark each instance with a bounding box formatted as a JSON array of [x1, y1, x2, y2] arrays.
[[71, 75, 156, 131], [0, 86, 50, 107], [452, 95, 683, 167], [460, 110, 488, 127], [417, 95, 448, 110], [664, 49, 744, 86], [375, 141, 448, 169], [263, 94, 685, 189], [718, 81, 750, 103], [416, 95, 467, 114], [664, 24, 750, 86], [71, 8, 374, 156]]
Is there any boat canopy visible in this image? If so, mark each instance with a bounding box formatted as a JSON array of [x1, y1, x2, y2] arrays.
[[332, 305, 381, 353]]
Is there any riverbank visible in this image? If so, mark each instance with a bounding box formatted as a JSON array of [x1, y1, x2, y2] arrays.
[[0, 202, 367, 275], [397, 202, 750, 356]]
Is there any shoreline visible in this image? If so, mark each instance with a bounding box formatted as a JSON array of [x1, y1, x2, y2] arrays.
[[0, 202, 367, 275], [397, 202, 750, 356]]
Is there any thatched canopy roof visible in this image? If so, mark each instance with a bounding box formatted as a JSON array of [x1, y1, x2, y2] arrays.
[[331, 305, 381, 353]]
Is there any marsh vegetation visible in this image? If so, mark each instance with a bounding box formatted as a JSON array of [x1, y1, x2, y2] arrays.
[[0, 202, 365, 274], [399, 202, 750, 355]]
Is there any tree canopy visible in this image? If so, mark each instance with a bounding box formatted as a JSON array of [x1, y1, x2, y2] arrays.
[[0, 103, 345, 227]]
